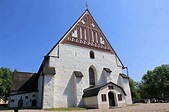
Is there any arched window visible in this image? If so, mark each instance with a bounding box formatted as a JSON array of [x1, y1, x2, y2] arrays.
[[90, 50, 95, 59], [89, 67, 95, 85]]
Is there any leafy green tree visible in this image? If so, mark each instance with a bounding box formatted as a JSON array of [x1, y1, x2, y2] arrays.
[[140, 64, 169, 99], [0, 67, 13, 97], [129, 78, 140, 100]]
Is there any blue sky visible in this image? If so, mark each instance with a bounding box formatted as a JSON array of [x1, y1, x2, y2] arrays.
[[0, 0, 169, 81]]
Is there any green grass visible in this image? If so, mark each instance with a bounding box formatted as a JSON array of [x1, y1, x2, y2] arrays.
[[127, 103, 140, 106], [0, 106, 21, 110], [0, 107, 13, 110], [0, 106, 8, 110], [44, 107, 86, 111]]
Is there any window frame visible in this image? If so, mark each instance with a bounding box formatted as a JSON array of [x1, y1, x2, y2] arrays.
[[101, 94, 107, 102], [90, 51, 95, 59], [108, 86, 114, 89], [89, 67, 95, 85], [118, 94, 122, 101]]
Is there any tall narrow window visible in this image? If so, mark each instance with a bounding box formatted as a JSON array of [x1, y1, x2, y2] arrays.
[[101, 94, 107, 102], [118, 94, 122, 101], [89, 67, 95, 85], [90, 50, 95, 59]]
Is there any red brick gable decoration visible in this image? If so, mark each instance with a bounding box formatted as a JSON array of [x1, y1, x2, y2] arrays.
[[61, 10, 114, 54]]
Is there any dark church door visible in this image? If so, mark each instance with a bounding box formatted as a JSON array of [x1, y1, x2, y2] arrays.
[[108, 92, 115, 107]]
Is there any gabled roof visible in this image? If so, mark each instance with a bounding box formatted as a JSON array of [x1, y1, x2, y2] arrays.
[[46, 9, 124, 68], [83, 82, 126, 98], [11, 71, 34, 91], [10, 71, 38, 93], [18, 73, 38, 92], [46, 10, 88, 56]]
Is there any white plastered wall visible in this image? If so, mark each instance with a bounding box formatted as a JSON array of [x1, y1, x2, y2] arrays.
[[75, 76, 84, 107], [98, 86, 126, 109], [84, 96, 98, 108], [123, 78, 132, 104], [37, 75, 43, 108], [43, 74, 55, 108], [9, 92, 38, 107], [46, 43, 124, 108]]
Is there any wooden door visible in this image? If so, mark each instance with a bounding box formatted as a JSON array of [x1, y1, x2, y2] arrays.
[[108, 92, 115, 107]]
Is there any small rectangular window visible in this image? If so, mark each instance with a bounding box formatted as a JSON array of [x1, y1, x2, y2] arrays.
[[118, 94, 122, 101], [11, 99, 15, 102], [101, 94, 107, 102], [25, 96, 28, 99], [108, 86, 114, 89], [90, 51, 95, 59]]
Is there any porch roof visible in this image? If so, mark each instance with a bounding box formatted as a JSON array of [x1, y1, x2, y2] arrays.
[[82, 82, 126, 98]]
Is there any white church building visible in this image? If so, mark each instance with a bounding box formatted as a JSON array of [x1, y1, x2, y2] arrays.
[[9, 9, 132, 109]]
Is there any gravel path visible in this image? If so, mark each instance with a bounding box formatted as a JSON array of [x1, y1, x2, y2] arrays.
[[1, 103, 169, 112]]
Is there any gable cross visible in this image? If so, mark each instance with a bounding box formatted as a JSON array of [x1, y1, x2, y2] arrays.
[[85, 3, 88, 9]]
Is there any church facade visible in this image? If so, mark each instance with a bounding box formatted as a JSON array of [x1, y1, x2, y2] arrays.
[[9, 9, 132, 109]]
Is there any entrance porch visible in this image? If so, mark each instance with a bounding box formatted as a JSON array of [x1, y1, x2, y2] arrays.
[[83, 82, 127, 109]]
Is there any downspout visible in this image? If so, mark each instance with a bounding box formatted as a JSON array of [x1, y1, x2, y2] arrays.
[[45, 44, 59, 58], [41, 73, 44, 109], [123, 67, 129, 77]]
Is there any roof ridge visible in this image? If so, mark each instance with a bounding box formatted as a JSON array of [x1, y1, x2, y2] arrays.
[[14, 71, 35, 74], [46, 9, 88, 56]]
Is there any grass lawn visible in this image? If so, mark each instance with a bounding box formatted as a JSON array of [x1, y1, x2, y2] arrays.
[[0, 106, 9, 110], [0, 107, 12, 110], [44, 107, 86, 111], [0, 106, 21, 110]]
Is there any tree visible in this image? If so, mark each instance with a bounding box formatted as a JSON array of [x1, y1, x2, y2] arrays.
[[0, 67, 13, 98], [140, 64, 169, 99], [129, 78, 140, 100]]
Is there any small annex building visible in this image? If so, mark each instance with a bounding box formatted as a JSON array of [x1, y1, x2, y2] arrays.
[[9, 9, 132, 109]]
